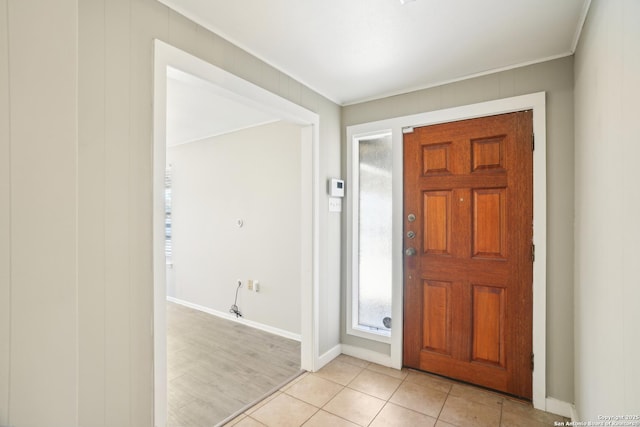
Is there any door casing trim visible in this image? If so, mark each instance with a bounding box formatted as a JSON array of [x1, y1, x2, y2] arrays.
[[346, 91, 546, 410]]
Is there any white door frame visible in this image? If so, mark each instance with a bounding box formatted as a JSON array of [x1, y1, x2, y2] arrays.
[[346, 92, 547, 410], [152, 40, 320, 427]]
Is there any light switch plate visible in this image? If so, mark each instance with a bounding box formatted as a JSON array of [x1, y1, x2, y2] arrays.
[[329, 197, 342, 212]]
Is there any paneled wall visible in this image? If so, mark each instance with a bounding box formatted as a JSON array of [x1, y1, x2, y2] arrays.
[[0, 1, 10, 424], [574, 0, 640, 419], [1, 0, 79, 425], [1, 0, 342, 425], [343, 56, 576, 403]]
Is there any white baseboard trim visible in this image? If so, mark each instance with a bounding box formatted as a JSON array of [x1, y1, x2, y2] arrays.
[[167, 296, 301, 342], [316, 344, 342, 371], [341, 344, 394, 368], [570, 404, 579, 422], [545, 397, 575, 418]]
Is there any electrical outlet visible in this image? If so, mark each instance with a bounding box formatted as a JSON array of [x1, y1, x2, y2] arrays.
[[247, 280, 254, 291]]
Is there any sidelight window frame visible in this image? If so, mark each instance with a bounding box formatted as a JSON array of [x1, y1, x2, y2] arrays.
[[346, 129, 394, 343]]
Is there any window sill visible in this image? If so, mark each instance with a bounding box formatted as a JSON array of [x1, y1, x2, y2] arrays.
[[347, 324, 392, 344]]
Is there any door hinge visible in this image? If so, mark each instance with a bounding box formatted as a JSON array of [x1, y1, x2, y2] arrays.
[[402, 126, 415, 134], [531, 244, 535, 262], [531, 352, 534, 371], [532, 133, 535, 151]]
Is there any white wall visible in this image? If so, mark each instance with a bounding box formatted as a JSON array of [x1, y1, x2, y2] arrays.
[[574, 0, 640, 420], [343, 56, 576, 403], [167, 121, 302, 335], [0, 0, 342, 425], [0, 0, 78, 425]]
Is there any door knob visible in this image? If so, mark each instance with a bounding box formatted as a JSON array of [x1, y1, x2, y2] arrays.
[[407, 213, 416, 222], [405, 247, 417, 256]]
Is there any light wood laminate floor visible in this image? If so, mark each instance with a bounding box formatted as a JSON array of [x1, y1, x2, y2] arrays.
[[167, 301, 301, 427]]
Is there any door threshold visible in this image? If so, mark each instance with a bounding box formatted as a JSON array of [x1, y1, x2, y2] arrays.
[[215, 369, 307, 427], [405, 366, 532, 403]]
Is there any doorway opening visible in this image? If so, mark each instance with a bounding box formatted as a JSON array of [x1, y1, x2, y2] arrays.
[[153, 40, 320, 427]]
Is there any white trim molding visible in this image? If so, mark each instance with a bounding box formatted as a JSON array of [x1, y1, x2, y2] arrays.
[[317, 345, 343, 370], [571, 0, 592, 53], [346, 92, 547, 409], [545, 397, 575, 419], [316, 344, 399, 371], [166, 296, 302, 342], [341, 345, 396, 368]]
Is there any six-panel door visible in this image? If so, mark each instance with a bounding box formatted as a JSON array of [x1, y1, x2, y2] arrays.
[[403, 111, 533, 399]]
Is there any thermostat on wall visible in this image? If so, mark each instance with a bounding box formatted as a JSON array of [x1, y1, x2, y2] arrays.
[[329, 178, 345, 197]]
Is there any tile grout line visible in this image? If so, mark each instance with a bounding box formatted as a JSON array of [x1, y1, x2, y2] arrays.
[[233, 357, 563, 427], [435, 384, 451, 426]]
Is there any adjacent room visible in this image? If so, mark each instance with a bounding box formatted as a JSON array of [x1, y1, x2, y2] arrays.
[[163, 67, 307, 425]]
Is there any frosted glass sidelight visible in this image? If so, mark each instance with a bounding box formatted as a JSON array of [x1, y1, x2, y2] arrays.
[[358, 134, 392, 330]]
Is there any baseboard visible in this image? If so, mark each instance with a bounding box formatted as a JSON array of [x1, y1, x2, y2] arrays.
[[545, 397, 575, 418], [167, 296, 301, 342], [570, 404, 579, 422], [341, 344, 394, 368], [316, 344, 342, 371]]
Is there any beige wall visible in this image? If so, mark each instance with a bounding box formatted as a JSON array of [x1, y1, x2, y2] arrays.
[[1, 0, 79, 425], [0, 1, 9, 424], [342, 56, 576, 403], [574, 0, 640, 420], [1, 0, 342, 425], [167, 121, 302, 335]]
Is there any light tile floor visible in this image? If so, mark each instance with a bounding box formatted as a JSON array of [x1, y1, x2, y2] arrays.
[[225, 354, 569, 427]]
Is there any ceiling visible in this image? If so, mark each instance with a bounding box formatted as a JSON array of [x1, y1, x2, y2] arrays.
[[159, 0, 590, 106], [166, 67, 280, 146]]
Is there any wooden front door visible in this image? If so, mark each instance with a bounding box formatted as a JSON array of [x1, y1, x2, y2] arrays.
[[402, 111, 533, 399]]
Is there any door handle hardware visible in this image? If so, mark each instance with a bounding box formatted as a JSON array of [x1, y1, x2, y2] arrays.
[[407, 213, 416, 222], [405, 247, 417, 256], [407, 231, 416, 239]]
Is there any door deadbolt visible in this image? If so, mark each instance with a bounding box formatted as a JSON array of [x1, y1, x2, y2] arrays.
[[407, 231, 416, 239], [405, 247, 417, 256], [407, 213, 416, 222]]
